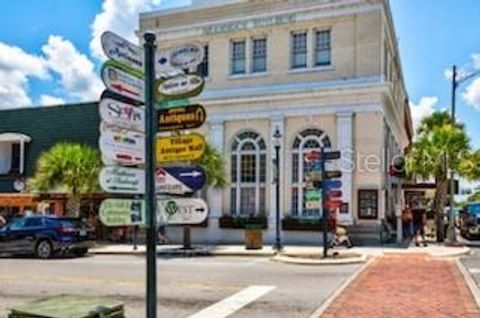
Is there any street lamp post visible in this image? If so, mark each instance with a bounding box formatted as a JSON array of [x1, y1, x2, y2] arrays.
[[448, 65, 480, 242], [273, 128, 283, 253]]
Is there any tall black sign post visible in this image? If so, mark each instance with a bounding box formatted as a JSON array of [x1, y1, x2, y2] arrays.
[[320, 148, 328, 258], [144, 32, 158, 318]]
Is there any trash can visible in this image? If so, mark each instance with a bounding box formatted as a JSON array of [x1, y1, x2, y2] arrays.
[[244, 224, 263, 250]]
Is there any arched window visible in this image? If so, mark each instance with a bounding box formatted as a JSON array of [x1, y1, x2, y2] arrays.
[[291, 129, 331, 217], [230, 131, 267, 215]]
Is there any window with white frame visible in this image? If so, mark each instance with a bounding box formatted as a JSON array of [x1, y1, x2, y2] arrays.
[[291, 31, 307, 69], [291, 129, 331, 217], [251, 38, 267, 73], [230, 131, 267, 215], [314, 30, 331, 66], [231, 40, 246, 75]]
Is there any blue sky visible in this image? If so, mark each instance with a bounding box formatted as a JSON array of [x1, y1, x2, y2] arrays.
[[0, 0, 479, 147]]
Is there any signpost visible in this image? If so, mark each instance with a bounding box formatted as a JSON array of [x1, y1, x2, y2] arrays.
[[99, 199, 145, 227], [158, 198, 208, 225], [99, 98, 145, 132], [101, 61, 144, 102], [155, 74, 204, 100], [156, 133, 206, 163], [157, 105, 206, 132], [157, 166, 206, 195]]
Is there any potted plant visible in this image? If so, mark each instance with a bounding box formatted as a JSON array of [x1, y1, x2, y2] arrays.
[[244, 214, 264, 249]]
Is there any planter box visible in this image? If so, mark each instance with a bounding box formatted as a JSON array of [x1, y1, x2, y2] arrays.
[[282, 217, 335, 232], [244, 226, 263, 249], [219, 215, 268, 229]]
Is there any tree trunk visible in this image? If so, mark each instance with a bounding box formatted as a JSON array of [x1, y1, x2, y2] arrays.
[[434, 177, 448, 242], [66, 196, 81, 217]]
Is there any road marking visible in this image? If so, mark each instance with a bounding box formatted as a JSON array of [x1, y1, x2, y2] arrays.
[[469, 268, 480, 274], [188, 285, 276, 318]]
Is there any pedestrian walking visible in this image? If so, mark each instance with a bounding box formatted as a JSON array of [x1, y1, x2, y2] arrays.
[[402, 205, 413, 239], [413, 208, 427, 247]]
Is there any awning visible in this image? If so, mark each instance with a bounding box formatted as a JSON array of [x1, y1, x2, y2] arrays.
[[0, 133, 32, 143]]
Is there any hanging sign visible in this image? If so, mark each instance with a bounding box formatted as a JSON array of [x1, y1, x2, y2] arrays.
[[101, 31, 143, 72], [99, 199, 145, 227], [158, 198, 208, 225], [101, 61, 144, 102], [99, 124, 145, 166], [157, 165, 206, 195], [157, 105, 206, 132], [169, 43, 204, 69], [99, 98, 145, 132], [155, 74, 204, 100], [99, 166, 144, 194], [156, 133, 205, 164]]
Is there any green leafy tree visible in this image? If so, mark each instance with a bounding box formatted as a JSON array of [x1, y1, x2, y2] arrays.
[[193, 142, 227, 189], [406, 111, 480, 241], [28, 143, 101, 216]]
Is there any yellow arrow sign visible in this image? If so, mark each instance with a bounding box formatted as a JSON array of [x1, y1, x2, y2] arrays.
[[156, 133, 205, 164]]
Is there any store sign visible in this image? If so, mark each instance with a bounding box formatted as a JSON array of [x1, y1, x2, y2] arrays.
[[169, 43, 204, 69], [304, 190, 321, 201], [99, 199, 145, 227], [157, 165, 206, 195], [156, 133, 205, 164], [99, 166, 144, 194], [157, 105, 206, 132], [101, 61, 144, 102], [203, 13, 297, 35], [99, 124, 145, 166], [155, 74, 204, 100], [99, 98, 145, 132], [158, 198, 208, 225], [101, 31, 143, 72]]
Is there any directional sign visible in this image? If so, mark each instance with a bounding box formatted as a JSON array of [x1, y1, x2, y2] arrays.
[[101, 31, 143, 72], [156, 133, 205, 164], [305, 201, 321, 210], [326, 190, 342, 199], [99, 166, 144, 194], [304, 190, 321, 201], [155, 74, 204, 100], [325, 170, 342, 179], [157, 165, 206, 195], [101, 89, 143, 106], [305, 150, 341, 162], [325, 200, 342, 211], [99, 199, 145, 227], [157, 98, 191, 110], [101, 61, 144, 103], [157, 105, 206, 132], [169, 43, 204, 70], [322, 179, 342, 190], [158, 198, 208, 225], [99, 98, 145, 132], [99, 123, 145, 166]]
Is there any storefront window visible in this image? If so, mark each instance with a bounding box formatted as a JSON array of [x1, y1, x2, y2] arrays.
[[358, 189, 378, 219]]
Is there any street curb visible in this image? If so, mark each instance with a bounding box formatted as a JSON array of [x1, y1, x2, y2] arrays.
[[427, 247, 471, 258], [271, 254, 367, 265], [92, 249, 276, 257], [456, 259, 480, 309], [307, 258, 374, 318]]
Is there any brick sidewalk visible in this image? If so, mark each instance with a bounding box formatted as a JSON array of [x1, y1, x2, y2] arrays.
[[321, 254, 480, 318]]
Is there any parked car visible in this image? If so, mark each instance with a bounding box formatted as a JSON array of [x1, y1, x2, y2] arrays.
[[460, 202, 480, 240], [0, 216, 95, 259]]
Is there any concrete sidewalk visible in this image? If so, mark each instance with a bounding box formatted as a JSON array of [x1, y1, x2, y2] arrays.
[[91, 242, 471, 259]]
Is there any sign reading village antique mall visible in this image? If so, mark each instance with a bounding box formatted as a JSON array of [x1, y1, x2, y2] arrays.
[[99, 98, 145, 132], [155, 74, 204, 100], [156, 133, 205, 164], [157, 105, 206, 132]]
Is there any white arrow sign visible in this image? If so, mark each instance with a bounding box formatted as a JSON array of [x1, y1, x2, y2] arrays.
[[101, 61, 144, 103], [100, 166, 145, 194], [99, 98, 145, 132], [158, 198, 208, 225], [99, 123, 145, 166]]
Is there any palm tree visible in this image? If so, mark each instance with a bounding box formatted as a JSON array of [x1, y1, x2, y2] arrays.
[[406, 111, 479, 241], [28, 143, 101, 216]]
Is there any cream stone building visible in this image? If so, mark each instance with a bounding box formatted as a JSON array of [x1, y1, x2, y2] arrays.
[[139, 0, 413, 244]]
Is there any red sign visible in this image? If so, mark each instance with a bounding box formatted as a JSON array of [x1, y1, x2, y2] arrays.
[[304, 150, 341, 162], [327, 190, 342, 199], [325, 200, 342, 210]]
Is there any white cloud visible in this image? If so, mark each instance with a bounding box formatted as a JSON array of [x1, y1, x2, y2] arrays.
[[0, 42, 49, 109], [410, 96, 438, 131], [473, 53, 480, 70], [464, 77, 480, 110], [42, 35, 103, 101], [90, 0, 163, 60], [39, 94, 65, 106]]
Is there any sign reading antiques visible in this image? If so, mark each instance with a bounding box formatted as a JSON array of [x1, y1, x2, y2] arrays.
[[156, 133, 205, 164], [158, 198, 208, 225], [99, 98, 145, 132], [157, 105, 206, 132], [155, 74, 204, 100]]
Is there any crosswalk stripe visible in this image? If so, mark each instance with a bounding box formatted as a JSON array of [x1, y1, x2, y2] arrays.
[[188, 285, 276, 318], [469, 268, 480, 274]]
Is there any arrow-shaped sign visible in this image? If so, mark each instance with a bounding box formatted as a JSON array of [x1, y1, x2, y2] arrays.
[[156, 165, 206, 195], [322, 179, 342, 190], [101, 61, 144, 103], [305, 150, 341, 162], [326, 190, 342, 199], [325, 170, 342, 179]]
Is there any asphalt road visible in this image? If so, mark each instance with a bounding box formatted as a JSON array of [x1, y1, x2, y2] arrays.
[[0, 254, 361, 318], [461, 246, 480, 290]]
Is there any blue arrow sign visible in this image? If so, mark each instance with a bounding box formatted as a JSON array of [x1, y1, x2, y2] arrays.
[[322, 179, 342, 190], [162, 165, 206, 194]]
